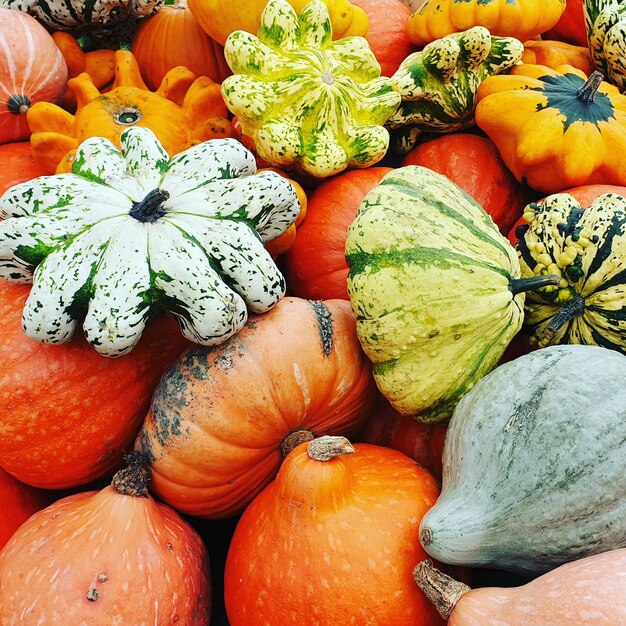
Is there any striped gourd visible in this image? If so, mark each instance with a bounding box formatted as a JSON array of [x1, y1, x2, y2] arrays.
[[516, 193, 626, 352], [0, 127, 300, 357], [345, 166, 558, 423], [221, 0, 401, 178]]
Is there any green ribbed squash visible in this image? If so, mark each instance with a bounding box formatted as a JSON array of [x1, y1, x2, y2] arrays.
[[345, 166, 558, 423], [516, 192, 626, 352]]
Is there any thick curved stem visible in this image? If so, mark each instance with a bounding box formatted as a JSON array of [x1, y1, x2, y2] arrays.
[[307, 436, 355, 462], [281, 429, 315, 457], [577, 71, 604, 103], [413, 560, 471, 620], [129, 188, 170, 223], [508, 274, 560, 295], [111, 451, 151, 497], [541, 293, 586, 344]]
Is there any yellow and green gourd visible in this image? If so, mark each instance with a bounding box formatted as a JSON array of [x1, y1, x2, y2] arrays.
[[345, 166, 558, 423], [221, 0, 401, 178]]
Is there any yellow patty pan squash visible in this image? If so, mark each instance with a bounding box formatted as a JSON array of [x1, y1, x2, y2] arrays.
[[187, 0, 368, 46], [221, 0, 401, 178], [475, 64, 626, 193], [407, 0, 566, 47]]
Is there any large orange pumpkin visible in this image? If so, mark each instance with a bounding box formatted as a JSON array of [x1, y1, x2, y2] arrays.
[[0, 454, 211, 624], [0, 8, 67, 144], [135, 297, 377, 518], [224, 436, 444, 626], [0, 142, 48, 197], [285, 167, 392, 300], [0, 281, 189, 489]]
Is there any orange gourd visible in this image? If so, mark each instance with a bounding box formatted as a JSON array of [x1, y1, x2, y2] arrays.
[[224, 436, 444, 626], [522, 39, 594, 74], [543, 0, 587, 47], [0, 9, 67, 144], [135, 297, 377, 518], [0, 142, 47, 197], [132, 0, 231, 90], [0, 454, 211, 624], [0, 281, 189, 489]]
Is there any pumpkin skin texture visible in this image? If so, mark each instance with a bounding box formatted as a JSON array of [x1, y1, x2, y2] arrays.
[[420, 344, 626, 575], [406, 0, 566, 47], [0, 142, 47, 197], [135, 297, 377, 518], [0, 461, 211, 624], [0, 281, 189, 489], [0, 8, 67, 145], [521, 39, 594, 74], [221, 0, 401, 178], [224, 437, 444, 626], [544, 0, 587, 46], [285, 167, 392, 300], [475, 64, 626, 193], [401, 134, 532, 235]]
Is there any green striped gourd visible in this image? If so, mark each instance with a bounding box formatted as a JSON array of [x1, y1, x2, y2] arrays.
[[345, 166, 558, 423], [221, 0, 401, 178], [387, 27, 524, 153], [0, 127, 300, 357], [420, 344, 626, 575], [516, 193, 626, 352]]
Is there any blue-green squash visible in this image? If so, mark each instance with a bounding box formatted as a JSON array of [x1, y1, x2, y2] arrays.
[[420, 344, 626, 575]]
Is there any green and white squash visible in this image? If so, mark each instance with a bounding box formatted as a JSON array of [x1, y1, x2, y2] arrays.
[[516, 193, 626, 352], [386, 27, 524, 153], [345, 166, 558, 423], [0, 127, 300, 357], [221, 0, 401, 178], [0, 0, 162, 29], [420, 344, 626, 575]]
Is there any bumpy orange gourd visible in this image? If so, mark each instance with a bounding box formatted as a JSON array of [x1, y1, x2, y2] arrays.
[[27, 49, 235, 174], [521, 40, 593, 74], [224, 436, 444, 626]]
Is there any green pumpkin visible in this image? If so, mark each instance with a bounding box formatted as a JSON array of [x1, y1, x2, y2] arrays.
[[386, 26, 523, 153], [516, 192, 626, 352], [221, 0, 401, 178], [345, 166, 557, 423]]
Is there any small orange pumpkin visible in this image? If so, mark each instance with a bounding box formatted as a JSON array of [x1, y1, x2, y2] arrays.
[[521, 40, 594, 74]]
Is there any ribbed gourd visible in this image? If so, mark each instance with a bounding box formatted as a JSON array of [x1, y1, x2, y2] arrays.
[[0, 127, 300, 356], [221, 0, 400, 178], [345, 166, 558, 423]]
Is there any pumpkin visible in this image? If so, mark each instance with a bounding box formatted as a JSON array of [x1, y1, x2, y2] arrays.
[[0, 142, 48, 197], [351, 0, 417, 77], [131, 0, 231, 91], [0, 281, 189, 488], [420, 344, 626, 575], [0, 468, 49, 549], [28, 49, 235, 174], [475, 64, 626, 193], [544, 0, 587, 46], [135, 297, 377, 518], [345, 166, 558, 422], [0, 127, 300, 356], [387, 27, 523, 153], [0, 453, 211, 624], [285, 167, 392, 300], [187, 0, 368, 46], [406, 0, 566, 47], [0, 8, 67, 145], [224, 436, 444, 626], [401, 134, 533, 235], [415, 551, 626, 625], [521, 39, 594, 74], [221, 0, 401, 178]]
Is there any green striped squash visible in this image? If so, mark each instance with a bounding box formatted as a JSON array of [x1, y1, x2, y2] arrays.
[[345, 166, 557, 423], [516, 192, 626, 352]]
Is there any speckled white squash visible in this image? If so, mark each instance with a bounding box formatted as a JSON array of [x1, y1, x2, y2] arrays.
[[221, 0, 401, 178], [0, 127, 300, 357]]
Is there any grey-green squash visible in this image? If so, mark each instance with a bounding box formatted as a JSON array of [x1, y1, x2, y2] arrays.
[[345, 165, 558, 423], [0, 126, 300, 357], [420, 344, 626, 575]]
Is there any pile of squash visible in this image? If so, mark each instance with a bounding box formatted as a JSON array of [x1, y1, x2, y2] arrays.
[[1, 0, 626, 624]]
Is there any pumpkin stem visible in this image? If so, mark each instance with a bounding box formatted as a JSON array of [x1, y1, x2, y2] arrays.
[[539, 293, 586, 346], [7, 94, 31, 115], [577, 71, 604, 103], [307, 436, 355, 462], [281, 429, 315, 456], [129, 188, 170, 223], [111, 451, 151, 497], [413, 560, 471, 620], [508, 274, 560, 295]]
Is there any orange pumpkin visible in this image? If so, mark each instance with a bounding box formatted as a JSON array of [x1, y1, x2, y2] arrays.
[[0, 281, 189, 489], [0, 142, 48, 197], [522, 40, 593, 74], [0, 454, 211, 624], [543, 0, 587, 47], [224, 436, 444, 626], [135, 297, 377, 518], [132, 0, 231, 90], [0, 8, 67, 144]]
